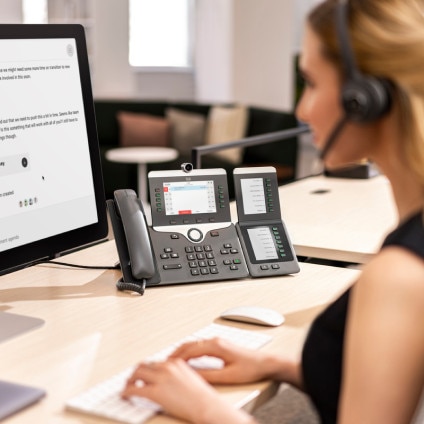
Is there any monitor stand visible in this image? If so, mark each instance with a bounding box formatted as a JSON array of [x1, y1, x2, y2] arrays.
[[0, 312, 46, 419], [0, 380, 46, 420], [0, 311, 44, 344]]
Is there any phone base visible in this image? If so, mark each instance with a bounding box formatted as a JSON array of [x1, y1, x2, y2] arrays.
[[148, 224, 249, 286]]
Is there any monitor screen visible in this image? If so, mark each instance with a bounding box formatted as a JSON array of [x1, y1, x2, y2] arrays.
[[0, 24, 108, 275]]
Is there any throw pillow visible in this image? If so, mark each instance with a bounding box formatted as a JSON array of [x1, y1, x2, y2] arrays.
[[116, 111, 170, 147], [205, 105, 249, 165], [165, 108, 206, 156]]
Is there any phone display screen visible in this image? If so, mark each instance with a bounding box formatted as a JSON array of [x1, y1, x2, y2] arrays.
[[149, 169, 230, 227], [234, 168, 281, 223], [247, 227, 278, 260], [241, 178, 266, 215], [163, 180, 216, 216]]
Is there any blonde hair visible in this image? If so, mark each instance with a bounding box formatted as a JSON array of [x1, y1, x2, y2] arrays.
[[308, 0, 424, 185]]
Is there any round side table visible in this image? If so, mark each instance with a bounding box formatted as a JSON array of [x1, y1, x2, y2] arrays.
[[106, 146, 179, 201]]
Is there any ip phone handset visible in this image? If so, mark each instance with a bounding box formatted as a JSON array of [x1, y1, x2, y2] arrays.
[[106, 189, 160, 294], [233, 166, 299, 277]]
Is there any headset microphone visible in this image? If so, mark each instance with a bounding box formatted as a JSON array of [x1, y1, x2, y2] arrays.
[[319, 115, 349, 160]]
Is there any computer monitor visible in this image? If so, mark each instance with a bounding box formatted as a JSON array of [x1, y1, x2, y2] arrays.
[[0, 24, 108, 275]]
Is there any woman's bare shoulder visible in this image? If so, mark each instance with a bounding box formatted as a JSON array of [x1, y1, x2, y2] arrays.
[[360, 245, 424, 292], [351, 245, 424, 328]]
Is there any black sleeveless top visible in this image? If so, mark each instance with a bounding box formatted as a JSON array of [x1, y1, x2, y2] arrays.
[[301, 211, 424, 424]]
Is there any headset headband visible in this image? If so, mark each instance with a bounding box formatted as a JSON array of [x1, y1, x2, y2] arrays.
[[336, 0, 358, 80]]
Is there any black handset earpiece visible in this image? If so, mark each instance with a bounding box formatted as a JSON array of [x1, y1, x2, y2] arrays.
[[336, 0, 391, 123]]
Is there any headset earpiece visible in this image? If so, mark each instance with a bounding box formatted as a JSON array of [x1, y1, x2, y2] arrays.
[[337, 0, 391, 123], [341, 74, 391, 123]]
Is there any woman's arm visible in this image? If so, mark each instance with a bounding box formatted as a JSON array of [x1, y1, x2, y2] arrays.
[[171, 337, 304, 389], [338, 246, 424, 423], [122, 358, 258, 424], [122, 337, 304, 423]]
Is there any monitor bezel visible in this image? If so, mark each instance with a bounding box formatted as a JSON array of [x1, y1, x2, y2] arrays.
[[0, 24, 108, 275]]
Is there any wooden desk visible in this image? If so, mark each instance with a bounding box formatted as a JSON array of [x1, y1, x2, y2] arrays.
[[0, 240, 359, 423], [277, 175, 398, 264]]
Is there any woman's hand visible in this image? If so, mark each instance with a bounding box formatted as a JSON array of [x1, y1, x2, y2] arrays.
[[170, 337, 273, 384], [121, 356, 256, 424], [121, 337, 300, 423]]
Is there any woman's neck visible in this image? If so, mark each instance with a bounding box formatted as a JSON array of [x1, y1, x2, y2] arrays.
[[373, 119, 424, 222], [386, 170, 423, 222]]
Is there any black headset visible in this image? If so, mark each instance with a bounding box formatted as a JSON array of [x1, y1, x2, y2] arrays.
[[336, 0, 392, 123]]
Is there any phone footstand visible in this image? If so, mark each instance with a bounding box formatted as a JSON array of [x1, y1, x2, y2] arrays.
[[115, 279, 146, 295]]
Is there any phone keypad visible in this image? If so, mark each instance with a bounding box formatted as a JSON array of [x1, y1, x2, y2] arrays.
[[148, 225, 249, 285], [158, 242, 243, 277]]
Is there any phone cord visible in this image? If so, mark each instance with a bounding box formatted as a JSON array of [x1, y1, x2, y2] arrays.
[[116, 279, 146, 295]]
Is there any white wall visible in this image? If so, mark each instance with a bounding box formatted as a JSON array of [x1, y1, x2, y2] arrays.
[[194, 0, 234, 104], [0, 0, 318, 110], [92, 0, 304, 110], [233, 0, 295, 110], [0, 0, 22, 22], [194, 0, 299, 110], [92, 0, 135, 98]]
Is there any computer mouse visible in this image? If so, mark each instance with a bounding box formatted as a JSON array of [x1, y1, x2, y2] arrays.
[[219, 305, 285, 327]]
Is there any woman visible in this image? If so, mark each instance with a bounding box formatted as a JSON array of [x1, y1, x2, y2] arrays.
[[122, 1, 424, 422]]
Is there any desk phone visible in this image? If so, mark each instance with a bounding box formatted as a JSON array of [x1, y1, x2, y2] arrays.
[[107, 168, 249, 293], [234, 167, 299, 277]]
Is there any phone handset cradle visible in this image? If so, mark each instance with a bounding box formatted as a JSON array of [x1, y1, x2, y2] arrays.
[[106, 189, 160, 295]]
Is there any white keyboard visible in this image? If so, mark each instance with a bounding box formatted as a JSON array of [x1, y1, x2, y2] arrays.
[[66, 323, 272, 424]]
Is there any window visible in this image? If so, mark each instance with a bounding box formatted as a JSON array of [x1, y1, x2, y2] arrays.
[[22, 0, 47, 23], [129, 0, 193, 69]]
